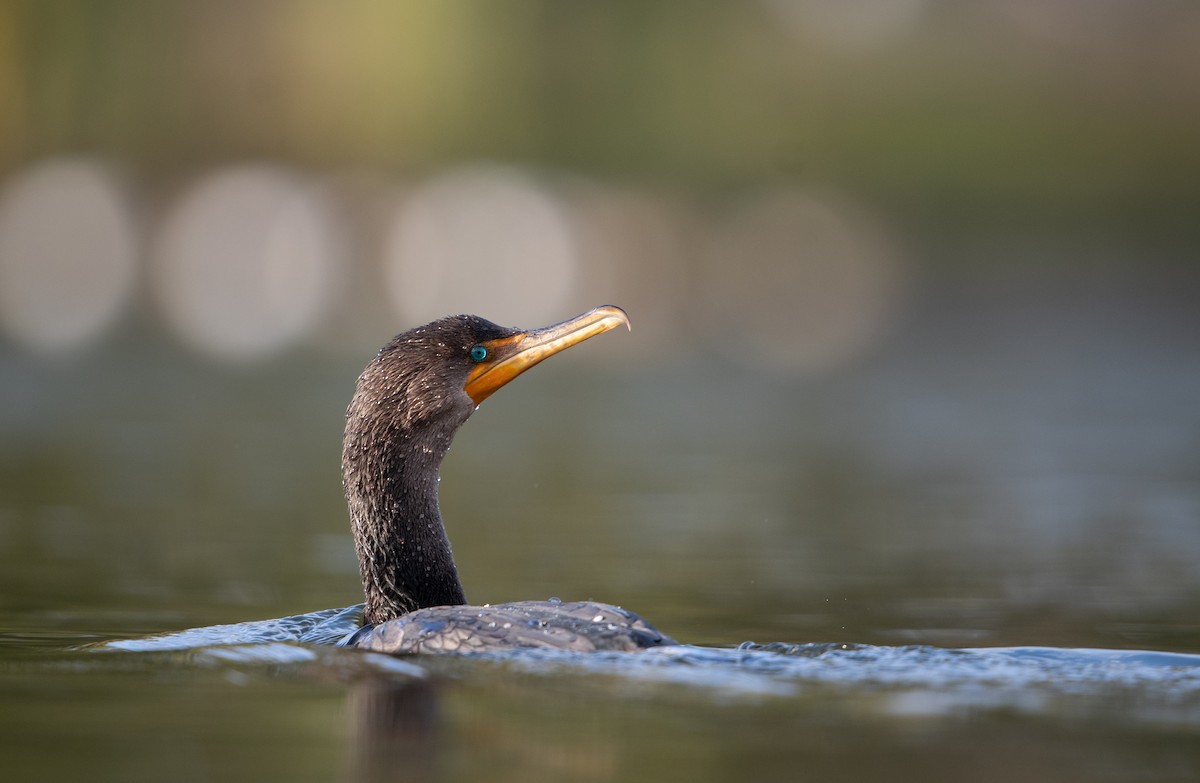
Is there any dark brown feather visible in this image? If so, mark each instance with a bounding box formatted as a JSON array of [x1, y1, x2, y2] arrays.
[[341, 314, 674, 652]]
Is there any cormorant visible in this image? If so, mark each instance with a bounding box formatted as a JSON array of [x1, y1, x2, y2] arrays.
[[341, 305, 675, 654]]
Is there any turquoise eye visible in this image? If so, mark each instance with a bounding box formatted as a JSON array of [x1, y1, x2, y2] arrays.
[[470, 345, 489, 362]]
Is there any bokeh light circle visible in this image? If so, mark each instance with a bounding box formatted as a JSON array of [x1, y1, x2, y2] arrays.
[[152, 165, 340, 360], [382, 166, 577, 327], [697, 189, 904, 374], [762, 0, 928, 51], [0, 158, 138, 354]]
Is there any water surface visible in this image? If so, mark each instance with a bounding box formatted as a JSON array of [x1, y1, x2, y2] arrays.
[[2, 276, 1199, 781]]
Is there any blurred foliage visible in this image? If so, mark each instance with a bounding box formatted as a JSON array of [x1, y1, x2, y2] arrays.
[[1, 0, 1198, 231]]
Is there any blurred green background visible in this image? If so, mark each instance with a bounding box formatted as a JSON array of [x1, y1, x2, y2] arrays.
[[3, 0, 1199, 646], [2, 3, 1200, 781], [3, 0, 1200, 639], [4, 1, 1199, 223], [2, 1, 1198, 359]]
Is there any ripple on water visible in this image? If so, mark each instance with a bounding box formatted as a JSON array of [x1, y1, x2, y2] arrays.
[[96, 605, 365, 652], [91, 613, 1200, 724]]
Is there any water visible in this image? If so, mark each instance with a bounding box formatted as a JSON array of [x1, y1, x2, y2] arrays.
[[7, 601, 1199, 782], [96, 606, 1200, 707], [8, 615, 1200, 782], [3, 273, 1200, 781]]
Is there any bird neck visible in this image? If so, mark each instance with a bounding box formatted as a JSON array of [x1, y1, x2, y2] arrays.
[[343, 424, 468, 625]]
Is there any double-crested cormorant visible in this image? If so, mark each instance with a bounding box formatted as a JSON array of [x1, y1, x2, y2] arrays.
[[341, 305, 675, 654]]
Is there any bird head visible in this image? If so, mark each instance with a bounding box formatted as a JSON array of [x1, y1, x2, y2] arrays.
[[348, 305, 631, 435]]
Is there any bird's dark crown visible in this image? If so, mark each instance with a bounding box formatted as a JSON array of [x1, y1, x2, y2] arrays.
[[352, 314, 519, 431]]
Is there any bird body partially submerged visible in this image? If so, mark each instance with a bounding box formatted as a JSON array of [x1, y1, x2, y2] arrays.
[[341, 306, 675, 653], [349, 600, 675, 654]]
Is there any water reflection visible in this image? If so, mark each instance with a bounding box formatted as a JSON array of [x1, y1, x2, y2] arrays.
[[347, 675, 441, 783], [51, 628, 1200, 783]]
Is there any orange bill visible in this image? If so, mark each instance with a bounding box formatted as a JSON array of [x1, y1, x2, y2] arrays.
[[464, 305, 631, 405]]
